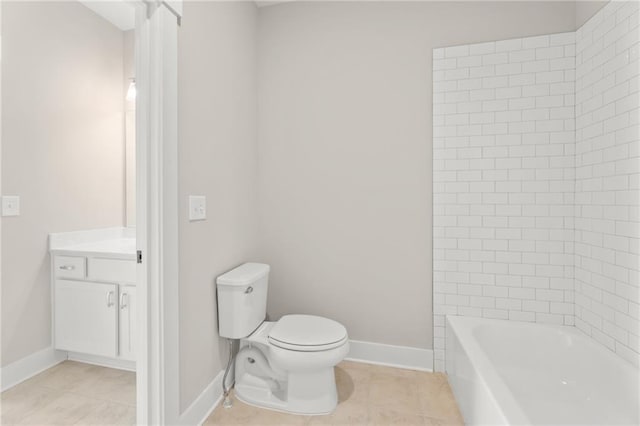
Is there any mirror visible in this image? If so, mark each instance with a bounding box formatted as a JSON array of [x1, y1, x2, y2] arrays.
[[124, 31, 136, 227], [79, 0, 136, 227]]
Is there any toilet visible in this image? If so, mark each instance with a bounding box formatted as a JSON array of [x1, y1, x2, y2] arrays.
[[216, 263, 349, 415]]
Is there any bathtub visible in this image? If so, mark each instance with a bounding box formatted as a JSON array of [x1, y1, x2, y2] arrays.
[[446, 316, 639, 425]]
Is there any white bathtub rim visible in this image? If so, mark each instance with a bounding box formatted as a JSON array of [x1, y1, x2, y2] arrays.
[[447, 315, 532, 426], [447, 315, 640, 426], [446, 317, 513, 426]]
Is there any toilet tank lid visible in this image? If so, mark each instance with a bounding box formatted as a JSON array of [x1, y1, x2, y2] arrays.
[[217, 263, 270, 286]]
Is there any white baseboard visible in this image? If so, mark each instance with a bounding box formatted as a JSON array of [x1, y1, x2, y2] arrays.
[[67, 352, 136, 372], [346, 340, 434, 372], [179, 370, 225, 426], [1, 346, 67, 392]]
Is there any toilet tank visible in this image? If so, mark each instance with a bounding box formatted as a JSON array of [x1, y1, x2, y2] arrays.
[[216, 263, 270, 339]]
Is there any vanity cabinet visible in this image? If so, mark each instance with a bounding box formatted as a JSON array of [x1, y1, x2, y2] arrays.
[[52, 254, 136, 363], [54, 279, 119, 357]]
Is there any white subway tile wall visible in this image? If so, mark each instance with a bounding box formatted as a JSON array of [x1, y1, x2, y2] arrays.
[[433, 1, 640, 372], [432, 30, 577, 372], [574, 1, 640, 367]]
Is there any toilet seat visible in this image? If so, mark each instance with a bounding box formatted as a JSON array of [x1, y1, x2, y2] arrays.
[[268, 314, 348, 352]]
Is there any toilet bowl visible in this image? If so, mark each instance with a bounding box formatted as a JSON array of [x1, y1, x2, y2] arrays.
[[216, 263, 349, 415], [268, 314, 349, 371], [235, 316, 349, 414]]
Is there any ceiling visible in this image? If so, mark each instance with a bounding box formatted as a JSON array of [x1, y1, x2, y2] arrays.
[[78, 0, 297, 28], [255, 0, 296, 7], [78, 0, 135, 31]]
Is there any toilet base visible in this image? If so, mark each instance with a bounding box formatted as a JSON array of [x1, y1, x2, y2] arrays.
[[234, 367, 338, 415]]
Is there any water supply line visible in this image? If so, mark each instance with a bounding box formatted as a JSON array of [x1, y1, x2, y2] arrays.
[[222, 338, 236, 408]]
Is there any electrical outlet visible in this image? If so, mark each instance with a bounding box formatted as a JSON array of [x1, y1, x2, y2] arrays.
[[2, 196, 20, 217], [189, 196, 206, 221]]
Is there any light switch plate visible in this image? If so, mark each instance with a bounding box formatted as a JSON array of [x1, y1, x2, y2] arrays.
[[188, 196, 206, 221], [1, 196, 20, 217]]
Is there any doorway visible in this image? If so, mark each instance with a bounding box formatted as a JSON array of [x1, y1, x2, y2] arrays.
[[0, 1, 182, 424]]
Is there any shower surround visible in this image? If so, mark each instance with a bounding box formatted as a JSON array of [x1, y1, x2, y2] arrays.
[[433, 1, 639, 371]]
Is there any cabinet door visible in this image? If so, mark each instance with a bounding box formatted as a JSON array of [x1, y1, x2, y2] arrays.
[[118, 285, 137, 361], [54, 280, 118, 357]]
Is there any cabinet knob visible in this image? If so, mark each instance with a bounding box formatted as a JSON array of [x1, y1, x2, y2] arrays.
[[59, 265, 75, 271]]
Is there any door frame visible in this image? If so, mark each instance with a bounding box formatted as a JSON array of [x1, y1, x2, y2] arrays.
[[134, 1, 181, 424]]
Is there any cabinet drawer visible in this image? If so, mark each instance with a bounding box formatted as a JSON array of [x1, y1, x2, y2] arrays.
[[88, 258, 136, 284], [54, 256, 86, 279]]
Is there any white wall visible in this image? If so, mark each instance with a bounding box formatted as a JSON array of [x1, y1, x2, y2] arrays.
[[257, 1, 577, 350], [1, 1, 125, 367], [432, 32, 577, 371], [574, 0, 640, 367], [177, 0, 258, 412]]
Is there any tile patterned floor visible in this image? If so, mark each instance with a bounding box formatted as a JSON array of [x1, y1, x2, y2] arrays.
[[1, 360, 463, 425], [1, 361, 136, 425], [205, 361, 464, 426]]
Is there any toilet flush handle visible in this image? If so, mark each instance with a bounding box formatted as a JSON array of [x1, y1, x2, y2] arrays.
[[245, 286, 253, 294]]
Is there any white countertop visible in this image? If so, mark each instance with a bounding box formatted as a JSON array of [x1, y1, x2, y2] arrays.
[[49, 228, 136, 260]]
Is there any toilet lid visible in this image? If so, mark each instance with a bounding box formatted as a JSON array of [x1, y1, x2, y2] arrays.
[[268, 315, 348, 351]]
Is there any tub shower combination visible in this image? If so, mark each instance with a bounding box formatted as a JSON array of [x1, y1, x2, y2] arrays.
[[433, 2, 640, 425]]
